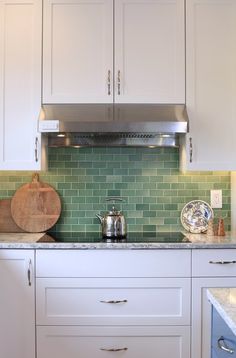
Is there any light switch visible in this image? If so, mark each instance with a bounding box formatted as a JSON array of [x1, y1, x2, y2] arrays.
[[210, 190, 222, 208]]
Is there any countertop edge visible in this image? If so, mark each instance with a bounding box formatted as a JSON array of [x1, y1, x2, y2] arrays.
[[1, 232, 236, 249], [207, 289, 236, 337]]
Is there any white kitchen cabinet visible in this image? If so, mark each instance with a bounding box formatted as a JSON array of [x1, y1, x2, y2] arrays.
[[36, 277, 190, 326], [180, 0, 236, 171], [43, 0, 113, 104], [37, 326, 190, 358], [191, 249, 236, 358], [43, 0, 185, 104], [36, 249, 191, 358], [0, 250, 35, 358], [0, 0, 44, 170]]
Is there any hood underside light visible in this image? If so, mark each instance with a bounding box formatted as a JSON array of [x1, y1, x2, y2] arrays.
[[47, 133, 180, 148]]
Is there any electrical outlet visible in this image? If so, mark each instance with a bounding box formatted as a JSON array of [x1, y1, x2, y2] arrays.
[[210, 190, 222, 208]]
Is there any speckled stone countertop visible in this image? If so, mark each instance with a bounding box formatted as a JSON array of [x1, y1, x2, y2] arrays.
[[207, 288, 236, 336], [1, 232, 236, 249]]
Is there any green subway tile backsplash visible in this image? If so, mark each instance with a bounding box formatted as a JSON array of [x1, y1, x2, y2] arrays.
[[0, 147, 231, 232]]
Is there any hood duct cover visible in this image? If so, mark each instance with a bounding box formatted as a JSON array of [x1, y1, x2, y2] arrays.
[[38, 104, 189, 148]]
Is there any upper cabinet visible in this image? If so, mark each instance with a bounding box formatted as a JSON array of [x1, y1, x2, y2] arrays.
[[0, 0, 44, 170], [43, 0, 113, 104], [180, 0, 236, 171], [43, 0, 185, 104]]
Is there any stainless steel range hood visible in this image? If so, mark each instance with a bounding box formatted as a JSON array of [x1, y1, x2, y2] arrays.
[[38, 104, 189, 148]]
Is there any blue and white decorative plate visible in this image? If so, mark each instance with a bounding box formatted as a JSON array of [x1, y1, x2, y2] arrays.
[[180, 200, 213, 233]]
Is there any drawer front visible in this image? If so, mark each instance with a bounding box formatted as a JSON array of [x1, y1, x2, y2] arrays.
[[36, 249, 191, 277], [36, 277, 190, 326], [192, 249, 236, 277], [212, 308, 236, 357], [37, 326, 190, 358]]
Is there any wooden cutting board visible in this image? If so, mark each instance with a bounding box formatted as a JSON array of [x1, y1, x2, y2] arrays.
[[11, 173, 61, 233], [0, 199, 25, 232]]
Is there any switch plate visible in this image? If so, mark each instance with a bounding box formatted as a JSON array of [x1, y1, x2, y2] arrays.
[[210, 190, 222, 208]]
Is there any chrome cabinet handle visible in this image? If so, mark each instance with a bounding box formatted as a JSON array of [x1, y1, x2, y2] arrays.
[[117, 70, 121, 95], [100, 348, 128, 352], [209, 260, 236, 265], [218, 336, 234, 354], [35, 137, 39, 162], [100, 299, 127, 304], [27, 259, 32, 286], [107, 70, 111, 95], [189, 137, 193, 163]]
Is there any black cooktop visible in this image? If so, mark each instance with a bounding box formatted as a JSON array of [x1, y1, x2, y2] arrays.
[[39, 232, 191, 243]]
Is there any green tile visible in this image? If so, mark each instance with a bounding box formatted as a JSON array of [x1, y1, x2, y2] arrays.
[[107, 190, 121, 197], [0, 147, 230, 234], [136, 204, 149, 211], [143, 197, 157, 204], [143, 211, 156, 217], [143, 225, 156, 232], [164, 204, 178, 210]]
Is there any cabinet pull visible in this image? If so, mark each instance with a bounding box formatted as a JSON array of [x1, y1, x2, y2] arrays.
[[100, 348, 128, 352], [209, 260, 236, 265], [27, 259, 32, 286], [35, 137, 39, 162], [100, 299, 127, 304], [189, 137, 193, 163], [218, 336, 234, 354], [117, 70, 121, 95], [107, 70, 111, 95]]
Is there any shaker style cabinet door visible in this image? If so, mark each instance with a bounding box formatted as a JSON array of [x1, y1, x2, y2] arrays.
[[0, 250, 35, 358], [114, 0, 185, 103], [43, 0, 185, 104], [181, 0, 236, 171], [0, 0, 42, 170], [43, 0, 113, 103]]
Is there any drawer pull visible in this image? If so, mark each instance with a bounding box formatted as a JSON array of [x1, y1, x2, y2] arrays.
[[209, 260, 236, 265], [218, 336, 234, 354], [100, 348, 128, 352], [100, 299, 128, 304]]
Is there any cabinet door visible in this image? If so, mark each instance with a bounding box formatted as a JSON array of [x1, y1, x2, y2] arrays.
[[212, 307, 236, 358], [182, 0, 236, 171], [114, 0, 185, 103], [192, 277, 236, 358], [37, 326, 190, 358], [0, 0, 42, 170], [0, 250, 35, 358], [43, 0, 113, 103]]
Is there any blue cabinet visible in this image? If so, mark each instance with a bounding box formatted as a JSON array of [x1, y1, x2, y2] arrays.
[[212, 307, 236, 357]]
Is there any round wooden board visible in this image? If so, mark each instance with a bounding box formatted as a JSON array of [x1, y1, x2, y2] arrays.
[[11, 174, 61, 233]]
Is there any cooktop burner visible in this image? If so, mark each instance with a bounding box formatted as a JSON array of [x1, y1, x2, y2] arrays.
[[39, 232, 191, 243]]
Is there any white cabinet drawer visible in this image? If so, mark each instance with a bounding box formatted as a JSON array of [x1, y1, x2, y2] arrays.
[[36, 277, 190, 326], [36, 249, 191, 277], [192, 250, 236, 277], [37, 326, 190, 358]]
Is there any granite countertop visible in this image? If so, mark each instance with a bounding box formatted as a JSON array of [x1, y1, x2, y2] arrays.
[[207, 288, 236, 336], [1, 231, 236, 249]]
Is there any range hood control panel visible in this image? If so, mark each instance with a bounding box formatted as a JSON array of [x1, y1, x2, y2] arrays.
[[38, 120, 59, 132]]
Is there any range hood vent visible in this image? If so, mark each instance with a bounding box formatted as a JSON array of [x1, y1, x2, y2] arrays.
[[39, 104, 189, 148]]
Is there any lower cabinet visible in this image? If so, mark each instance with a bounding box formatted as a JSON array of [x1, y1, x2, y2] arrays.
[[192, 249, 236, 358], [37, 326, 190, 358], [211, 307, 236, 358], [0, 250, 35, 358], [36, 249, 191, 358]]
